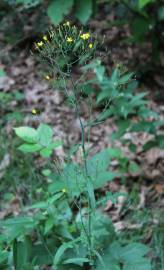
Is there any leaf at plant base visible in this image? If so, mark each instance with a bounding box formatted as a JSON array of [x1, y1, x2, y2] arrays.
[[14, 127, 38, 143], [93, 171, 120, 189], [75, 0, 92, 24], [18, 143, 42, 153], [40, 148, 53, 158], [47, 0, 74, 25], [123, 259, 151, 270], [37, 124, 53, 146], [120, 243, 150, 262]]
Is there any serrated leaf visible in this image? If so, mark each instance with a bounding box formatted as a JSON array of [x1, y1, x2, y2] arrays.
[[14, 127, 38, 143], [47, 0, 74, 25]]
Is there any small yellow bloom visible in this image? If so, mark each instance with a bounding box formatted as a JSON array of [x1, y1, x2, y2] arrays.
[[37, 41, 44, 47], [80, 33, 90, 40], [32, 109, 37, 115], [63, 21, 70, 26], [43, 35, 48, 41], [67, 37, 73, 43], [62, 188, 67, 193], [45, 75, 50, 80], [89, 43, 93, 49]]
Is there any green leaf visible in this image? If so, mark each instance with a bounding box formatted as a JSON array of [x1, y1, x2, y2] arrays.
[[18, 143, 42, 153], [53, 242, 73, 266], [123, 259, 151, 270], [120, 243, 150, 262], [47, 140, 63, 150], [37, 124, 53, 146], [40, 148, 53, 157], [1, 216, 34, 226], [158, 6, 164, 20], [13, 237, 32, 270], [14, 127, 38, 143], [75, 0, 92, 24], [63, 257, 89, 265], [47, 0, 74, 25], [139, 0, 152, 9]]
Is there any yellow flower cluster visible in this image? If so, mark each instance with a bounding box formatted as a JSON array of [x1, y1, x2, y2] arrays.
[[80, 33, 90, 40], [35, 35, 48, 48]]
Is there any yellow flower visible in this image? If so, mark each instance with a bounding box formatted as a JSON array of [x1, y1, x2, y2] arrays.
[[89, 43, 93, 49], [67, 37, 73, 43], [80, 33, 90, 40], [64, 21, 70, 26], [37, 41, 43, 47], [62, 188, 67, 193], [45, 75, 50, 80], [32, 109, 37, 115], [43, 35, 48, 41]]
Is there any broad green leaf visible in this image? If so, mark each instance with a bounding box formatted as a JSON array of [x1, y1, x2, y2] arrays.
[[75, 0, 92, 24], [32, 243, 55, 265], [120, 243, 150, 262], [37, 124, 53, 146], [139, 0, 152, 9], [18, 143, 42, 153], [0, 216, 34, 226], [123, 259, 151, 270], [47, 0, 74, 25], [14, 126, 38, 143], [13, 237, 32, 270], [118, 72, 134, 85]]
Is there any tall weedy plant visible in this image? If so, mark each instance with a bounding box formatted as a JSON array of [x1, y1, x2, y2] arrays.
[[0, 22, 152, 270]]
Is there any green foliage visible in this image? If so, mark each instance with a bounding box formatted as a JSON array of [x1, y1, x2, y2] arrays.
[[47, 0, 74, 25], [96, 242, 151, 270], [14, 124, 62, 157], [0, 23, 155, 270]]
